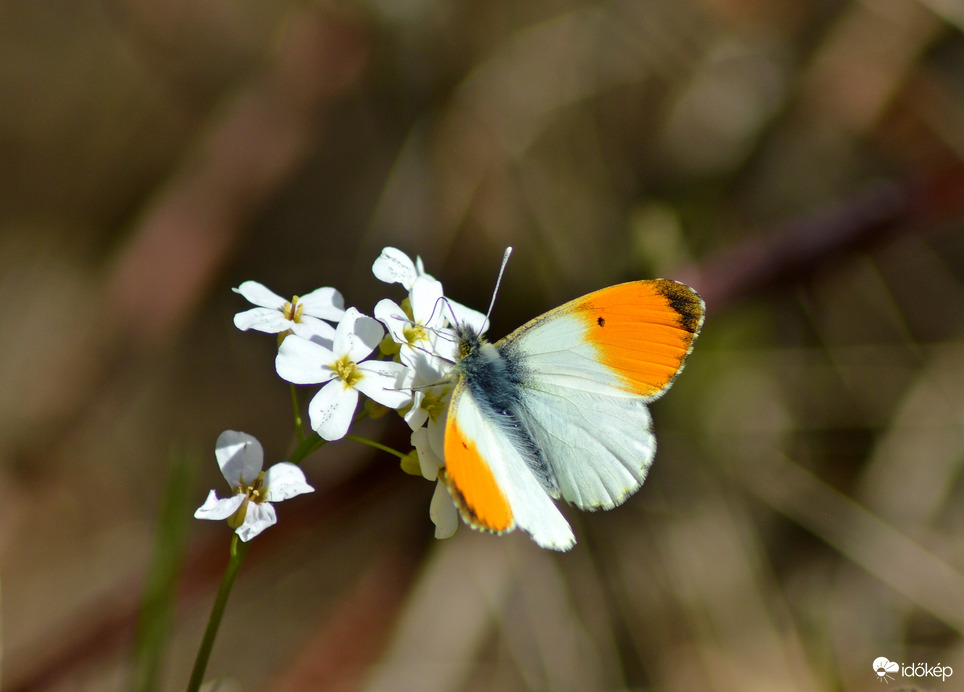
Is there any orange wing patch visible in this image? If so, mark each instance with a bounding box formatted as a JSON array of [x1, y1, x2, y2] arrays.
[[444, 416, 514, 533], [576, 280, 704, 397]]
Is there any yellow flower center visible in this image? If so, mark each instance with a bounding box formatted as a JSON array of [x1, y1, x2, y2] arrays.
[[282, 296, 304, 322], [332, 354, 362, 387], [227, 471, 267, 528], [403, 323, 428, 346], [421, 388, 449, 422]]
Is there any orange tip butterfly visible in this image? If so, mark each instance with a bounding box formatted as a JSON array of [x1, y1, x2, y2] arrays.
[[441, 251, 704, 550]]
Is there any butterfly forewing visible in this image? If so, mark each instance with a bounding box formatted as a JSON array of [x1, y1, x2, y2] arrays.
[[503, 280, 704, 400], [498, 279, 703, 510], [444, 378, 576, 550]]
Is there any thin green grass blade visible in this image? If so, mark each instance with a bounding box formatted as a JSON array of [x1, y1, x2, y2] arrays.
[[129, 442, 197, 692]]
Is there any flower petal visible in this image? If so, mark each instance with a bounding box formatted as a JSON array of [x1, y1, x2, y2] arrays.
[[414, 255, 430, 278], [194, 490, 245, 520], [427, 331, 459, 364], [236, 501, 277, 541], [446, 299, 489, 333], [355, 360, 412, 409], [233, 307, 292, 333], [264, 462, 314, 501], [308, 380, 359, 440], [276, 335, 336, 385], [402, 347, 452, 388], [299, 286, 346, 321], [426, 415, 447, 459], [372, 247, 418, 288], [409, 277, 445, 325], [291, 316, 336, 343], [233, 281, 286, 309], [411, 427, 442, 480], [334, 308, 384, 362], [405, 395, 428, 430], [373, 299, 408, 344], [215, 431, 263, 486], [430, 480, 459, 539]]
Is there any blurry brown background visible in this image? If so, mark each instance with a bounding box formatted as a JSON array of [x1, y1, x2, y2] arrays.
[[3, 0, 964, 690]]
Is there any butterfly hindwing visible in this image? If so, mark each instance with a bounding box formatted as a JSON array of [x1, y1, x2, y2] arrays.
[[513, 382, 656, 509]]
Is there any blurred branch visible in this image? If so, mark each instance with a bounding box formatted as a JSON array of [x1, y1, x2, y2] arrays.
[[104, 5, 368, 346], [266, 547, 421, 692], [741, 452, 964, 634], [676, 167, 964, 312]]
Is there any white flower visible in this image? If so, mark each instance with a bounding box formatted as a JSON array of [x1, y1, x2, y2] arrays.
[[195, 431, 313, 541], [375, 276, 457, 367], [430, 479, 459, 539], [233, 281, 345, 343], [412, 427, 458, 539], [402, 353, 452, 432], [372, 248, 488, 351], [275, 308, 412, 440], [409, 426, 441, 480], [372, 247, 434, 289]]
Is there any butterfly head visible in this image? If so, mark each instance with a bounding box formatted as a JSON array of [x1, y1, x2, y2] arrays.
[[454, 321, 485, 361]]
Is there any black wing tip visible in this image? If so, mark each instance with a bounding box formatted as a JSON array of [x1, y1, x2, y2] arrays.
[[653, 279, 705, 335]]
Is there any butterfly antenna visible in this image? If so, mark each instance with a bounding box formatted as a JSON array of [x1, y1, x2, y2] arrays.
[[484, 247, 513, 329]]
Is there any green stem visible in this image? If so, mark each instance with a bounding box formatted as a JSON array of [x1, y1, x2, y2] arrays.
[[289, 432, 325, 465], [345, 434, 406, 459], [289, 383, 304, 442], [186, 535, 249, 692], [286, 406, 377, 465]]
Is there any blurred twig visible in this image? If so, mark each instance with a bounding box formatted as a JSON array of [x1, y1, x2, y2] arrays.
[[104, 6, 368, 345], [676, 167, 964, 312], [742, 452, 964, 634]]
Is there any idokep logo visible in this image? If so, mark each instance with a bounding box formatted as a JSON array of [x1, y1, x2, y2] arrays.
[[874, 656, 953, 683], [873, 657, 899, 682]]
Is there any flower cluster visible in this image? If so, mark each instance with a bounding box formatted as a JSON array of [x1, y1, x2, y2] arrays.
[[196, 248, 486, 541]]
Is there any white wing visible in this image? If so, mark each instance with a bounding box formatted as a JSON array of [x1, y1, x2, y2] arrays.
[[444, 379, 576, 551], [516, 375, 655, 509], [499, 280, 703, 510]]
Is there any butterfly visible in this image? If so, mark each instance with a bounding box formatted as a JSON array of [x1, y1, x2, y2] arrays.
[[441, 278, 704, 550]]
